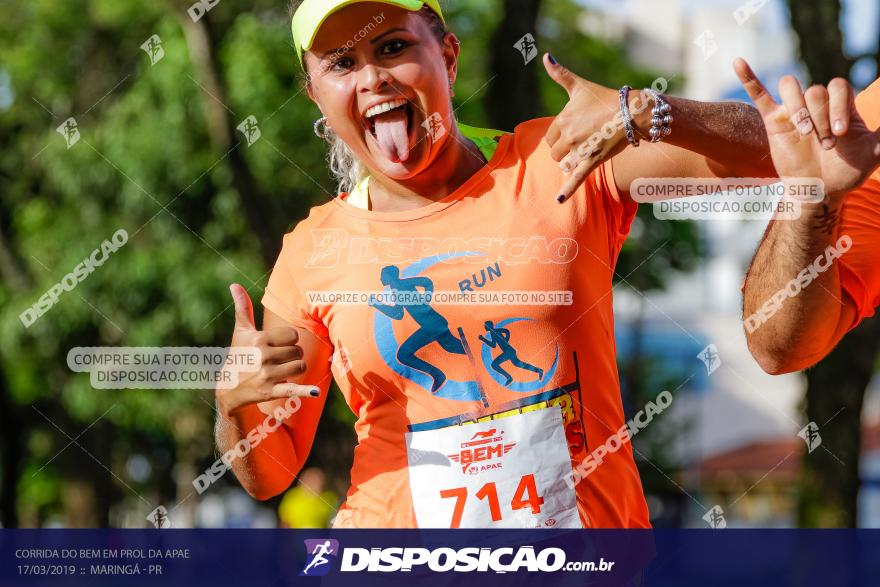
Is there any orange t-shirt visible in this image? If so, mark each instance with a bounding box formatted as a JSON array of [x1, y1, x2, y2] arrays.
[[840, 79, 880, 325], [261, 117, 650, 528]]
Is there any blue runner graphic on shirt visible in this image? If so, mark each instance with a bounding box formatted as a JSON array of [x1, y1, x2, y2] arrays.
[[371, 265, 465, 393], [372, 252, 483, 401], [480, 317, 559, 392], [479, 319, 544, 384], [372, 254, 560, 400]]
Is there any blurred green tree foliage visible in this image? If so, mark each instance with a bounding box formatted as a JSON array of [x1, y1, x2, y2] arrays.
[[0, 0, 699, 527]]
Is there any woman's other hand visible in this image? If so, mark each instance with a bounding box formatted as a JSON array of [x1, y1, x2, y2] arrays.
[[215, 283, 319, 420]]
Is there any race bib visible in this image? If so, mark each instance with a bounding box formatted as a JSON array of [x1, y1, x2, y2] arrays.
[[406, 406, 581, 528]]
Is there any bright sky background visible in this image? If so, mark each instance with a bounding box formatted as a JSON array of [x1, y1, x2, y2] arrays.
[[579, 0, 880, 85]]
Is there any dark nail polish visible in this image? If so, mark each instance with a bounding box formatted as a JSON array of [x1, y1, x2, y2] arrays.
[[557, 194, 566, 203], [310, 389, 319, 397], [548, 54, 558, 65]]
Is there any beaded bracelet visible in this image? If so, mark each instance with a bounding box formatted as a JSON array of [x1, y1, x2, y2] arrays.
[[646, 89, 673, 143]]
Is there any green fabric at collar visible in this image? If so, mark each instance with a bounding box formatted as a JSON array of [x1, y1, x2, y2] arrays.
[[457, 122, 510, 161], [347, 122, 510, 207]]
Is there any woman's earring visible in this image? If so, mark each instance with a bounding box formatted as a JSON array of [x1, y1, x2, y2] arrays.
[[314, 116, 332, 141]]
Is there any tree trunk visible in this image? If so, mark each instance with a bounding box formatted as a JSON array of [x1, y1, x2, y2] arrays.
[[798, 316, 880, 527], [784, 0, 880, 527], [0, 214, 32, 528], [177, 10, 280, 266], [785, 0, 852, 83], [0, 368, 22, 527], [485, 0, 544, 130]]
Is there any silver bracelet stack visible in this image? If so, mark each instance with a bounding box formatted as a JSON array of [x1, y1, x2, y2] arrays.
[[619, 85, 639, 148], [646, 89, 673, 143], [619, 86, 673, 146]]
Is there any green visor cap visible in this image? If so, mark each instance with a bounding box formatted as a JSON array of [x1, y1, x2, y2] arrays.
[[291, 0, 445, 68]]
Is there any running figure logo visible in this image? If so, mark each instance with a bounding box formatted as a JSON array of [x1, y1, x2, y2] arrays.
[[300, 539, 339, 577], [140, 34, 165, 66], [422, 112, 447, 141], [236, 115, 261, 146], [371, 265, 465, 393], [697, 344, 721, 375], [306, 228, 348, 268], [56, 117, 80, 149], [514, 33, 538, 64], [479, 320, 544, 386]]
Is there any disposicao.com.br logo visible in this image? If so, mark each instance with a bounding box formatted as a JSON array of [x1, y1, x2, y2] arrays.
[[301, 539, 340, 576], [299, 539, 614, 574]]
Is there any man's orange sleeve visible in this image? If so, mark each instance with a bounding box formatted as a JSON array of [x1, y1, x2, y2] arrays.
[[837, 79, 880, 328]]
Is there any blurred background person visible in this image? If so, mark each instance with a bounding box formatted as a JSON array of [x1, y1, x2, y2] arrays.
[[278, 467, 337, 528]]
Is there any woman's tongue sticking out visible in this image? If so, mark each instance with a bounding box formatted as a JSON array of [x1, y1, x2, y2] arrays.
[[373, 107, 410, 163]]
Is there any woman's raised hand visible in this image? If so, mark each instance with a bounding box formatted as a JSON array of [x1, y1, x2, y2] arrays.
[[215, 284, 319, 419], [543, 53, 630, 202]]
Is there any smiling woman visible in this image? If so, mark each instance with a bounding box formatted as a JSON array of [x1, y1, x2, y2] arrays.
[[288, 0, 452, 195], [213, 0, 778, 529], [295, 0, 491, 214]]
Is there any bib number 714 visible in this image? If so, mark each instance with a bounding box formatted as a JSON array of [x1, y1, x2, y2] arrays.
[[439, 473, 545, 528]]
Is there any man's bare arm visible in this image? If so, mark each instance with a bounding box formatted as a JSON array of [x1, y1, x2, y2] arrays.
[[612, 97, 775, 194], [735, 60, 880, 373], [742, 197, 855, 373]]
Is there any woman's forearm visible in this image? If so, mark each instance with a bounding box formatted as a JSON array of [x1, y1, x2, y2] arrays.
[[214, 403, 298, 500]]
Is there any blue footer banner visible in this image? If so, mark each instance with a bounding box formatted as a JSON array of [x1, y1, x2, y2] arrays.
[[2, 529, 879, 586]]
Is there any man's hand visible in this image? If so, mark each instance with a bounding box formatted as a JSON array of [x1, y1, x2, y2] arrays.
[[543, 53, 630, 202], [734, 58, 880, 198]]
